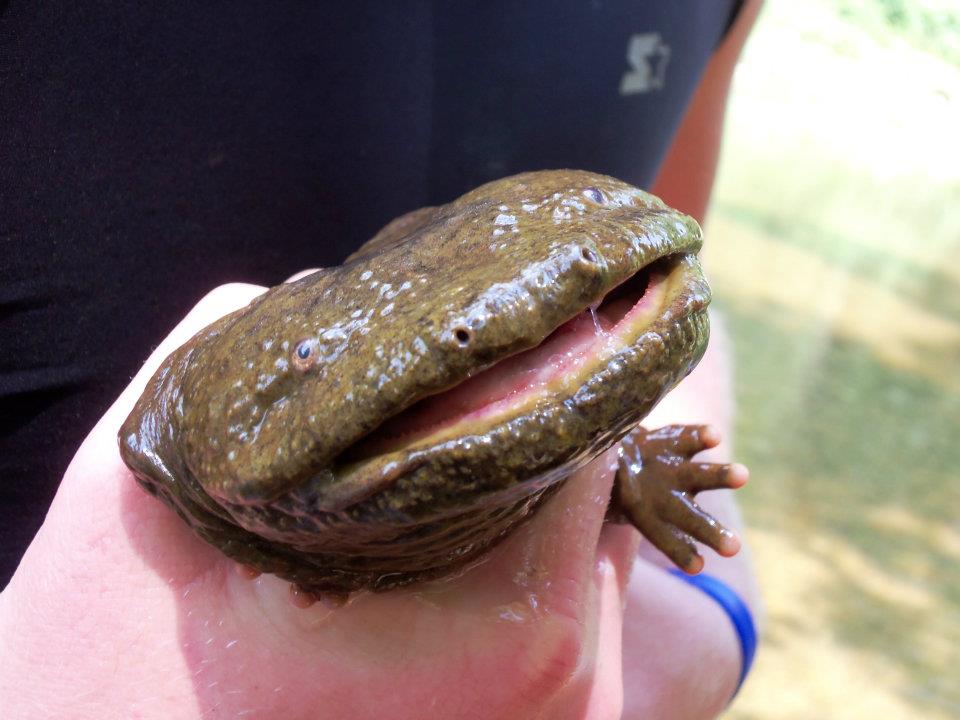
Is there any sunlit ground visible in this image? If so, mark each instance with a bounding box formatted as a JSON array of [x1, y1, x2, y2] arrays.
[[707, 1, 960, 717]]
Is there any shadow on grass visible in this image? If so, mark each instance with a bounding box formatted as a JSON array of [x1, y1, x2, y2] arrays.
[[719, 296, 960, 717], [717, 200, 960, 327]]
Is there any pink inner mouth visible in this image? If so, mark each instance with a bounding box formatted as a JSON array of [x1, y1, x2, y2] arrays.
[[352, 256, 677, 455]]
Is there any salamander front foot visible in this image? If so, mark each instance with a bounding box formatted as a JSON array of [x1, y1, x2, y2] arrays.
[[612, 424, 748, 574]]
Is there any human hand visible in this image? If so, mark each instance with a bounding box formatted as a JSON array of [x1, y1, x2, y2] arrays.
[[0, 283, 643, 720]]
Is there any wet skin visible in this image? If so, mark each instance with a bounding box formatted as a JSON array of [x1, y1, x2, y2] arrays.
[[119, 169, 743, 599]]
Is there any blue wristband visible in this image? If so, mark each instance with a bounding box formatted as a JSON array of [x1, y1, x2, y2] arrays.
[[668, 568, 757, 698]]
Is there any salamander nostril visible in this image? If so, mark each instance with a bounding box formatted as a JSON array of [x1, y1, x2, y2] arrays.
[[454, 327, 472, 346]]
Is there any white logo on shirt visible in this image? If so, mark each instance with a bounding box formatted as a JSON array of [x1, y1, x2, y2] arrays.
[[619, 33, 671, 95]]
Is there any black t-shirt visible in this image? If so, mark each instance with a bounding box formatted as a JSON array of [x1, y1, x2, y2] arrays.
[[0, 1, 742, 586]]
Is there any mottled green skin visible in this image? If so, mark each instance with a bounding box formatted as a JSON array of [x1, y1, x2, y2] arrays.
[[119, 170, 710, 594]]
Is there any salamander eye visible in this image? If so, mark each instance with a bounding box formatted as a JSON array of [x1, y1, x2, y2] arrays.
[[583, 187, 604, 204], [293, 339, 317, 370]]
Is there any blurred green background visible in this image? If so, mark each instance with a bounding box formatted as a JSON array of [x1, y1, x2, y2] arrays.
[[707, 1, 960, 717]]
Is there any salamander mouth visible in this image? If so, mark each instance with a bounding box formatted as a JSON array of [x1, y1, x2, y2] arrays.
[[345, 252, 693, 460]]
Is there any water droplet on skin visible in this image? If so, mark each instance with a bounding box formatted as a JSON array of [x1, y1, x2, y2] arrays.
[[496, 601, 531, 623]]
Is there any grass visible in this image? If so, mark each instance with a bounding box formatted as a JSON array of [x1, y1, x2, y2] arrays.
[[834, 0, 960, 67], [704, 1, 960, 717]]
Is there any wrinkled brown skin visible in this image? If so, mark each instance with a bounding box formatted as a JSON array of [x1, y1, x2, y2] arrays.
[[119, 169, 724, 596]]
